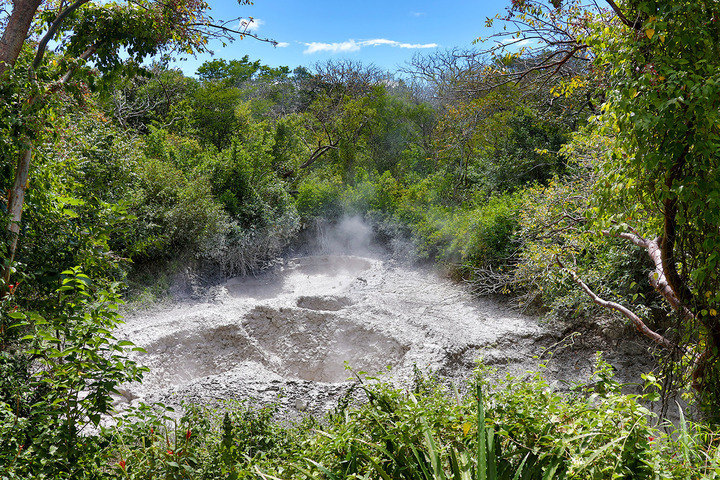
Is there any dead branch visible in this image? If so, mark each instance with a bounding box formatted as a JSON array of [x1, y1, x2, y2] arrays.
[[602, 229, 694, 320], [467, 265, 515, 295], [555, 256, 678, 350], [300, 142, 338, 169]]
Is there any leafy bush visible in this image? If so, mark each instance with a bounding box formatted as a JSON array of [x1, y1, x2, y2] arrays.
[[509, 172, 665, 325], [442, 193, 522, 267], [142, 127, 207, 173], [205, 130, 292, 229], [0, 269, 146, 479], [199, 131, 300, 276], [11, 110, 139, 296], [342, 171, 403, 216], [102, 400, 308, 480], [250, 359, 719, 479], [127, 157, 227, 260], [393, 189, 522, 269], [476, 110, 570, 194], [296, 175, 344, 220]]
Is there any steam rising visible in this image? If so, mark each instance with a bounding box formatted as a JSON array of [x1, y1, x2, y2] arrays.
[[303, 215, 377, 257], [321, 216, 373, 255]]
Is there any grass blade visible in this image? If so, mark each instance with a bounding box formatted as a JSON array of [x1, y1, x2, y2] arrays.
[[366, 455, 393, 480], [677, 401, 691, 465], [571, 435, 625, 476], [413, 445, 435, 480], [450, 447, 462, 480], [477, 382, 487, 480], [421, 416, 447, 480], [511, 453, 530, 480], [487, 426, 496, 480], [305, 458, 342, 480]]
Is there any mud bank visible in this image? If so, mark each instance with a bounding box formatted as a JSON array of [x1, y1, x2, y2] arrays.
[[115, 255, 654, 418]]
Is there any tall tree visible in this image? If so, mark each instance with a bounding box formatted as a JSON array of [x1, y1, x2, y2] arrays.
[[0, 0, 272, 285], [486, 0, 720, 406], [590, 0, 720, 404]]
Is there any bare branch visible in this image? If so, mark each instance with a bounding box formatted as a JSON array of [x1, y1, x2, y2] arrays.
[[602, 228, 695, 320], [300, 143, 337, 169], [556, 256, 678, 350], [604, 0, 636, 29], [189, 20, 278, 46]]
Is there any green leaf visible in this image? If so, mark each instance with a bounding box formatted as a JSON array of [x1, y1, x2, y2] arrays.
[[57, 195, 85, 206], [476, 382, 487, 480], [366, 455, 393, 480]]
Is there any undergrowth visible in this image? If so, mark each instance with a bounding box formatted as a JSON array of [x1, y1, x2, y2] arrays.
[[4, 359, 713, 479]]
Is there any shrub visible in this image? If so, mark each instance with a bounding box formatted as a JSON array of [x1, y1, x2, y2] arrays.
[[255, 359, 719, 479], [443, 192, 522, 267], [295, 175, 344, 220], [0, 269, 146, 479], [11, 111, 139, 297], [199, 135, 300, 276], [127, 157, 227, 260], [510, 175, 662, 324], [394, 190, 522, 268], [102, 400, 308, 480], [203, 205, 299, 277], [141, 127, 207, 173], [342, 171, 403, 216]]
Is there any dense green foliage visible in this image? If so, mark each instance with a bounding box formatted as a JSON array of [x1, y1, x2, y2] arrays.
[[589, 0, 720, 406], [2, 0, 720, 476], [6, 362, 718, 478]]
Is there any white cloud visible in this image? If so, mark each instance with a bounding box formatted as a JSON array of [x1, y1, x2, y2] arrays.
[[411, 11, 426, 17], [238, 17, 264, 32], [363, 38, 437, 49], [497, 36, 519, 45], [303, 38, 437, 54], [304, 40, 362, 54], [497, 37, 537, 48], [276, 42, 290, 48]]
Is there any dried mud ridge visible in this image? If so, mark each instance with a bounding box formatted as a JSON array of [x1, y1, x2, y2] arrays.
[[116, 255, 653, 419]]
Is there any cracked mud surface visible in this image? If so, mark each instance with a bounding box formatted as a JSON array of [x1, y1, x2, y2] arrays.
[[115, 255, 654, 419]]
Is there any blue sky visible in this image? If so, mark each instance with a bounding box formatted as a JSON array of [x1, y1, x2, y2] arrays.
[[172, 0, 513, 76]]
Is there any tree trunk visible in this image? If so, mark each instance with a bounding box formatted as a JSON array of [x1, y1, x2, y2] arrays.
[[3, 148, 32, 285], [0, 0, 43, 77]]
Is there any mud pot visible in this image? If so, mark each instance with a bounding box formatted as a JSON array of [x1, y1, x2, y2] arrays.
[[115, 255, 654, 418]]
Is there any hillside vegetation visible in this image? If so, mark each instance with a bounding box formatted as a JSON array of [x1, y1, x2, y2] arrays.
[[1, 0, 719, 477]]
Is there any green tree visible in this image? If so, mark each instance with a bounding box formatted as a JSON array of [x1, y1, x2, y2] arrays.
[[196, 56, 261, 86], [486, 0, 720, 408], [294, 61, 389, 180], [190, 82, 244, 149], [590, 0, 720, 406], [0, 0, 270, 286]]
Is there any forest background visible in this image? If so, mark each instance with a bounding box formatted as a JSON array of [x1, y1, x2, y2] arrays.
[[1, 0, 720, 478]]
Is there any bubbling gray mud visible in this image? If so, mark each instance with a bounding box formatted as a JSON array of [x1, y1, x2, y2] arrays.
[[115, 255, 653, 417]]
